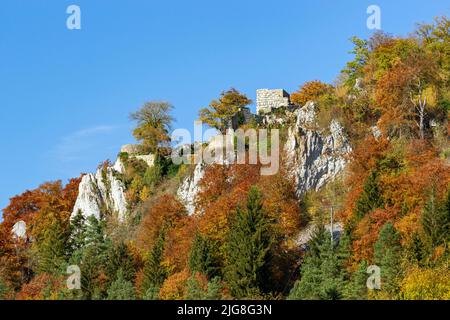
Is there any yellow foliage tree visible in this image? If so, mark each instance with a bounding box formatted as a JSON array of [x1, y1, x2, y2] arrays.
[[400, 266, 450, 300]]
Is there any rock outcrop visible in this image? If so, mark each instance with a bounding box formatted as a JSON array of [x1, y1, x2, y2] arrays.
[[284, 102, 352, 196], [71, 164, 128, 222], [177, 100, 352, 215], [177, 162, 205, 215]]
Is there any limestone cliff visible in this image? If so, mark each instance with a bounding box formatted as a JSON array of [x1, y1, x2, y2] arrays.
[[177, 162, 205, 215], [284, 101, 352, 197], [71, 164, 128, 222]]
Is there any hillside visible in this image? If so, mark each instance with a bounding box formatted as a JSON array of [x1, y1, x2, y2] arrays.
[[0, 17, 449, 300]]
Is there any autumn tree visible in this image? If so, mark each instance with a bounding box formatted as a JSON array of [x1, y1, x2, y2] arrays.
[[400, 265, 450, 300], [137, 194, 186, 254], [159, 269, 190, 300], [199, 88, 252, 134], [15, 273, 65, 300], [130, 101, 174, 155], [290, 81, 334, 107], [0, 178, 80, 290], [225, 187, 272, 299]]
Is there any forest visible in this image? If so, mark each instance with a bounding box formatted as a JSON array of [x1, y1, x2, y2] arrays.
[[0, 16, 449, 300]]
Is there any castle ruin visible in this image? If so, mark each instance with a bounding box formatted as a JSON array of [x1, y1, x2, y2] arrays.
[[256, 89, 291, 115]]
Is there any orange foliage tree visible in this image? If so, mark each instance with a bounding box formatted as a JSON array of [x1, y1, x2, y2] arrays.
[[0, 178, 81, 291], [136, 194, 187, 254], [291, 81, 334, 107]]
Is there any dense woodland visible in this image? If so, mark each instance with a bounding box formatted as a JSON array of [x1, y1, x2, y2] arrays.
[[0, 17, 449, 300]]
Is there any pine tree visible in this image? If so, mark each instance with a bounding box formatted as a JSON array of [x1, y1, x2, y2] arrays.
[[374, 222, 402, 298], [319, 239, 345, 300], [188, 233, 221, 279], [343, 261, 369, 300], [354, 170, 383, 220], [84, 215, 111, 263], [80, 246, 103, 300], [106, 242, 136, 284], [36, 210, 69, 275], [142, 230, 168, 295], [186, 274, 206, 300], [288, 226, 325, 300], [289, 227, 349, 300], [421, 187, 449, 248], [142, 286, 160, 300], [406, 232, 427, 266], [79, 215, 112, 300], [186, 274, 223, 300], [225, 186, 272, 299], [106, 269, 136, 300], [205, 277, 223, 300], [68, 210, 87, 264]]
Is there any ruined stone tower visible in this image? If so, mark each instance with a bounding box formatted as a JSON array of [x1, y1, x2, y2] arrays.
[[256, 89, 291, 115]]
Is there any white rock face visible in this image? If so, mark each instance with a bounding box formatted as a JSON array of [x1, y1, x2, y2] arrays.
[[135, 154, 155, 167], [71, 165, 128, 222], [177, 162, 205, 215], [113, 157, 125, 174], [371, 125, 382, 140], [11, 221, 27, 240], [284, 102, 352, 196]]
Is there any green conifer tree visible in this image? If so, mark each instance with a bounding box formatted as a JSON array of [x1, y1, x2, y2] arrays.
[[374, 222, 403, 298], [343, 261, 369, 300], [288, 226, 325, 300], [142, 230, 168, 295], [354, 170, 383, 220], [68, 210, 87, 264], [188, 233, 221, 279], [36, 211, 69, 275], [186, 274, 223, 300], [79, 215, 112, 300], [289, 227, 349, 300], [225, 186, 272, 299], [205, 277, 223, 300], [186, 274, 206, 300], [106, 242, 136, 284], [406, 232, 427, 266], [421, 187, 449, 248], [106, 269, 136, 300]]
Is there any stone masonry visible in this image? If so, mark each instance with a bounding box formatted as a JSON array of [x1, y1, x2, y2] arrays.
[[256, 89, 291, 115]]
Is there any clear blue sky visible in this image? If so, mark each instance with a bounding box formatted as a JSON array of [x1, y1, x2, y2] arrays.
[[0, 0, 448, 216]]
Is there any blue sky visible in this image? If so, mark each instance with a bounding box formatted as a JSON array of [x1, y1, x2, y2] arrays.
[[0, 0, 449, 215]]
